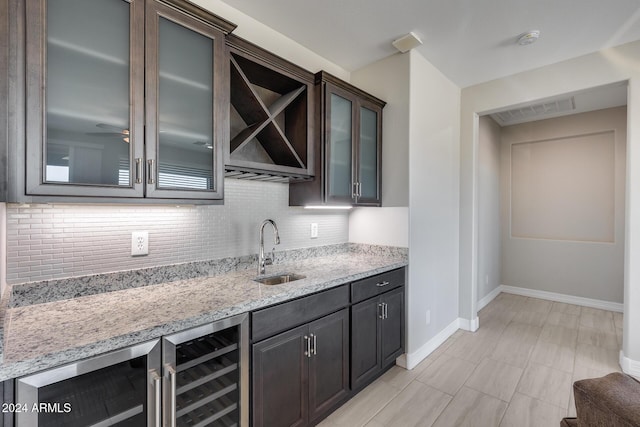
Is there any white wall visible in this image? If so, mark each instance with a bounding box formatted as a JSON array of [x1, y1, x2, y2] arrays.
[[407, 50, 460, 362], [351, 53, 410, 207], [197, 0, 349, 79], [0, 202, 6, 296], [500, 107, 626, 303], [460, 40, 640, 374], [478, 116, 502, 303], [346, 50, 461, 369], [347, 53, 411, 249], [349, 207, 408, 247]]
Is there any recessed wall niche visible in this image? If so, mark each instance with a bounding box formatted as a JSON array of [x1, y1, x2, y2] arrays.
[[510, 130, 615, 243]]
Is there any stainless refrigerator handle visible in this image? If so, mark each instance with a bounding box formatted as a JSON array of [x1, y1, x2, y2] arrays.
[[151, 370, 161, 427], [167, 364, 177, 427]]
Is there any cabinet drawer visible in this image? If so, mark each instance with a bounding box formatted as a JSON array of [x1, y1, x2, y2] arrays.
[[351, 268, 405, 304], [252, 285, 349, 342]]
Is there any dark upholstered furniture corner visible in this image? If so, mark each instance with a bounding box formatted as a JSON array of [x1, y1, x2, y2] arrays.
[[561, 372, 640, 427]]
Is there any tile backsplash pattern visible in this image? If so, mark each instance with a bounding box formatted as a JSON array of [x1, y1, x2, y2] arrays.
[[6, 179, 349, 284]]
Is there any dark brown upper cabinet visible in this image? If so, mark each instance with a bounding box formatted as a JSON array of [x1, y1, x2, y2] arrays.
[[10, 0, 235, 203], [225, 35, 314, 181], [290, 71, 385, 207]]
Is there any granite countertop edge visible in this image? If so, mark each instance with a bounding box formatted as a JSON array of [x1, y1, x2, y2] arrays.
[[0, 254, 407, 381]]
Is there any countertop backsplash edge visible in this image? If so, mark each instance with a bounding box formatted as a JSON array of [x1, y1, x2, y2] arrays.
[[8, 243, 408, 308]]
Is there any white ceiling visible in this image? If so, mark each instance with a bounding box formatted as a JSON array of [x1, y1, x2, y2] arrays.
[[222, 0, 640, 88]]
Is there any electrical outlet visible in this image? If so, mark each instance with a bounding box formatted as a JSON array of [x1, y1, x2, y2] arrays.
[[425, 310, 431, 325], [310, 223, 318, 239], [131, 231, 149, 256]]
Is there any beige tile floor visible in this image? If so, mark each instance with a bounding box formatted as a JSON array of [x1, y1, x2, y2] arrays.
[[319, 293, 625, 427]]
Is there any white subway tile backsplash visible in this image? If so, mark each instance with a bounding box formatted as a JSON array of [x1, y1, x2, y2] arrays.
[[6, 179, 349, 284]]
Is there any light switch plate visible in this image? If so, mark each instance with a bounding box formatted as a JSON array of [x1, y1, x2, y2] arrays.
[[131, 231, 149, 256], [310, 223, 318, 239]]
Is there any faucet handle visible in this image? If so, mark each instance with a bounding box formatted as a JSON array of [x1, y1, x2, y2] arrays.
[[265, 247, 276, 265]]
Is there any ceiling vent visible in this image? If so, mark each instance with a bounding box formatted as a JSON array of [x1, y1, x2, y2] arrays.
[[491, 96, 575, 126]]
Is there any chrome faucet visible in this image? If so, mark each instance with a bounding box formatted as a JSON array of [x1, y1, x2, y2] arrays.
[[258, 219, 280, 275]]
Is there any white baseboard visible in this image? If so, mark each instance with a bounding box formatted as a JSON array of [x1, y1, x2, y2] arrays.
[[396, 317, 461, 370], [459, 316, 479, 332], [620, 351, 640, 378], [478, 286, 502, 311], [500, 285, 623, 313]]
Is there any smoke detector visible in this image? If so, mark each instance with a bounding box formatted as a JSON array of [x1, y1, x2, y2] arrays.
[[517, 30, 540, 46]]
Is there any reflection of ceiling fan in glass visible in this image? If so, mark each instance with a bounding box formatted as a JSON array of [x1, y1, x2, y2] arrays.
[[86, 123, 130, 143]]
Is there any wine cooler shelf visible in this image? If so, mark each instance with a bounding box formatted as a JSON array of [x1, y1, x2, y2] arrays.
[[174, 330, 240, 427]]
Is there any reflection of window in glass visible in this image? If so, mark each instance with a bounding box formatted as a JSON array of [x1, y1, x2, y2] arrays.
[[159, 173, 209, 189], [118, 169, 130, 187], [45, 165, 70, 183], [158, 164, 211, 190]]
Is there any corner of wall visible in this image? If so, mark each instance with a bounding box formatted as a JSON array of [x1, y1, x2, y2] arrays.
[[0, 202, 6, 296]]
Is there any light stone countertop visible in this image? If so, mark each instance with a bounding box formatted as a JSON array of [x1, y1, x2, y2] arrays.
[[0, 251, 407, 381]]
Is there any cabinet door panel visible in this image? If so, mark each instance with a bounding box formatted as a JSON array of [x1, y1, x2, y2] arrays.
[[25, 0, 145, 197], [381, 287, 405, 367], [252, 325, 308, 427], [357, 102, 381, 205], [325, 85, 355, 204], [350, 297, 381, 391], [308, 309, 349, 423], [145, 0, 225, 200]]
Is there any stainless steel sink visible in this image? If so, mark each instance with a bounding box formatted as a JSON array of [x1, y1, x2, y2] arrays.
[[254, 273, 306, 285]]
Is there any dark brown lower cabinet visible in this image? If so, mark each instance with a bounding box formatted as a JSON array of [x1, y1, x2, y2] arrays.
[[351, 286, 404, 391], [252, 309, 349, 427]]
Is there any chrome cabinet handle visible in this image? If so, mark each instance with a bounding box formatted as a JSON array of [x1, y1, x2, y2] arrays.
[[378, 303, 384, 319], [167, 364, 177, 427], [135, 158, 142, 184], [376, 281, 390, 287], [304, 335, 311, 358], [151, 370, 161, 427], [311, 333, 317, 355], [352, 182, 358, 198], [384, 303, 388, 319], [147, 159, 155, 185], [357, 182, 362, 197]]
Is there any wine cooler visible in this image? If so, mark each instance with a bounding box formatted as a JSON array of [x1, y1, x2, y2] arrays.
[[15, 313, 248, 427], [163, 314, 248, 427]]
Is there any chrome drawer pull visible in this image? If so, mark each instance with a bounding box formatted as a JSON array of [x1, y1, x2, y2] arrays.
[[312, 333, 317, 355], [304, 335, 311, 358], [376, 281, 390, 287], [135, 158, 142, 184], [147, 159, 155, 185]]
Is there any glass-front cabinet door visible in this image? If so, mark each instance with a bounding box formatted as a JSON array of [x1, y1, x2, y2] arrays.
[[356, 101, 382, 205], [325, 84, 356, 205], [144, 0, 226, 200], [25, 0, 145, 198], [323, 82, 382, 206], [23, 0, 230, 201]]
